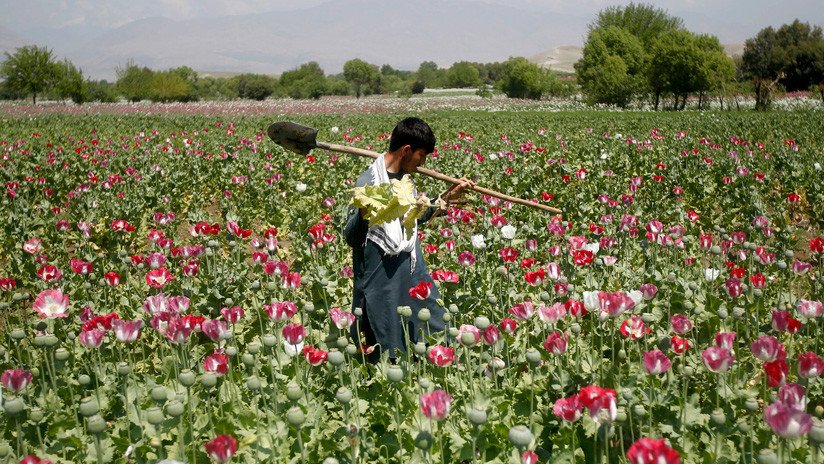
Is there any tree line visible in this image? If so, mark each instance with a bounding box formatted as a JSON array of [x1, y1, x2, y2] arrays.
[[2, 3, 823, 110], [576, 4, 824, 110]]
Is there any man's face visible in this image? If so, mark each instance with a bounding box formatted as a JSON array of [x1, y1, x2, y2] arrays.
[[400, 146, 429, 173]]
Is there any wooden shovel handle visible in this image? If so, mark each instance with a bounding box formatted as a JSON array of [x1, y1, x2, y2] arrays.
[[317, 142, 562, 214]]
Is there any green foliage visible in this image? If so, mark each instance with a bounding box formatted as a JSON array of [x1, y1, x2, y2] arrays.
[[589, 2, 684, 47], [497, 57, 559, 99], [148, 70, 192, 103], [194, 76, 238, 100], [86, 80, 118, 103], [445, 62, 482, 88], [51, 59, 89, 104], [741, 20, 824, 109], [280, 61, 327, 99], [576, 27, 647, 107], [416, 61, 445, 88], [116, 61, 154, 103], [343, 59, 379, 98], [0, 45, 61, 104], [234, 73, 278, 100]]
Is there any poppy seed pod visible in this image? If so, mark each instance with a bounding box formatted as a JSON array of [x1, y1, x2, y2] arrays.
[[737, 419, 751, 433], [79, 397, 99, 417], [246, 376, 261, 391], [146, 406, 165, 425], [468, 407, 487, 426], [10, 328, 25, 340], [345, 345, 357, 356], [29, 406, 44, 423], [386, 365, 404, 383], [508, 425, 533, 449], [3, 397, 25, 416], [201, 372, 218, 388], [632, 404, 647, 417], [615, 408, 628, 425], [418, 308, 431, 322], [336, 336, 349, 349], [241, 353, 255, 367], [287, 406, 305, 426], [323, 458, 340, 464], [247, 341, 261, 354], [354, 307, 363, 317], [178, 369, 196, 387], [303, 301, 315, 313], [34, 335, 46, 347], [117, 362, 131, 376], [570, 323, 581, 335], [809, 420, 824, 444], [710, 409, 727, 425], [525, 348, 541, 366], [286, 382, 303, 402], [414, 342, 427, 356], [44, 334, 58, 346], [755, 449, 778, 464], [414, 430, 433, 451], [0, 443, 10, 459], [150, 386, 168, 403], [336, 387, 353, 404], [78, 374, 91, 386], [474, 316, 490, 330], [226, 346, 238, 357], [442, 313, 451, 322], [419, 378, 432, 390], [86, 414, 107, 434], [166, 400, 185, 417], [328, 349, 345, 366], [54, 347, 70, 361], [816, 405, 824, 418], [448, 327, 459, 338], [266, 282, 277, 291], [262, 334, 277, 347], [744, 398, 760, 412]]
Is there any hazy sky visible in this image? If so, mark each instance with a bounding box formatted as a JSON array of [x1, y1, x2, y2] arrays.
[[2, 0, 821, 43]]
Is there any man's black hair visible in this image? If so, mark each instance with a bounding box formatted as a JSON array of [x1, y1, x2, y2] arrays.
[[389, 117, 436, 154]]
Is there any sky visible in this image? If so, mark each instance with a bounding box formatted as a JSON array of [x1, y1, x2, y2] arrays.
[[1, 0, 821, 79], [2, 0, 821, 42]]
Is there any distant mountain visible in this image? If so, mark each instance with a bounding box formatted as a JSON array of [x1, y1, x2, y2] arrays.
[[60, 0, 588, 80]]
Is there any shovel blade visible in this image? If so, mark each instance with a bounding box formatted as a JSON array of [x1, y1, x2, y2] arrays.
[[267, 121, 319, 155]]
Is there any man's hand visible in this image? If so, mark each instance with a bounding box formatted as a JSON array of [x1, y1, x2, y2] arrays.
[[441, 177, 475, 204]]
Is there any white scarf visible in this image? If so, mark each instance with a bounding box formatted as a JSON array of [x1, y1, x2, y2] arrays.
[[366, 153, 418, 272]]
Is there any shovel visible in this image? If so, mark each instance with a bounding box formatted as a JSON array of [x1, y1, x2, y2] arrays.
[[267, 121, 562, 214]]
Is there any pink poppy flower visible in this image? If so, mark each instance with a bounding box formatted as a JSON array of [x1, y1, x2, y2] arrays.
[[33, 289, 69, 319], [420, 389, 452, 421], [626, 438, 681, 464], [204, 434, 237, 463], [203, 349, 229, 376], [552, 394, 583, 422], [428, 345, 455, 367], [1, 368, 34, 392], [643, 350, 672, 375], [145, 267, 174, 288], [702, 346, 734, 373]]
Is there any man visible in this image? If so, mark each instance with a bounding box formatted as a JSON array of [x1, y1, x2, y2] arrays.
[[344, 117, 472, 361]]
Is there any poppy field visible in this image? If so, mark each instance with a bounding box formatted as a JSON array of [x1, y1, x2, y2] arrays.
[[1, 105, 823, 464]]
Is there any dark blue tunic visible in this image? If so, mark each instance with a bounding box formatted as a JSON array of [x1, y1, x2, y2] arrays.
[[344, 168, 445, 359]]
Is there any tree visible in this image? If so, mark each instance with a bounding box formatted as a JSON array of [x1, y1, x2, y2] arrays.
[[116, 61, 154, 102], [445, 62, 482, 88], [416, 61, 444, 88], [496, 57, 558, 99], [52, 59, 89, 104], [575, 26, 647, 107], [280, 62, 327, 99], [0, 45, 60, 104], [87, 80, 118, 103], [148, 70, 190, 102], [235, 73, 278, 100], [343, 59, 379, 98], [741, 20, 824, 109], [589, 2, 683, 47]]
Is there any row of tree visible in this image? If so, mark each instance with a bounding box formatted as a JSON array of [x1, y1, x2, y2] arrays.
[[2, 4, 823, 109], [575, 3, 824, 109], [0, 47, 572, 104]]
